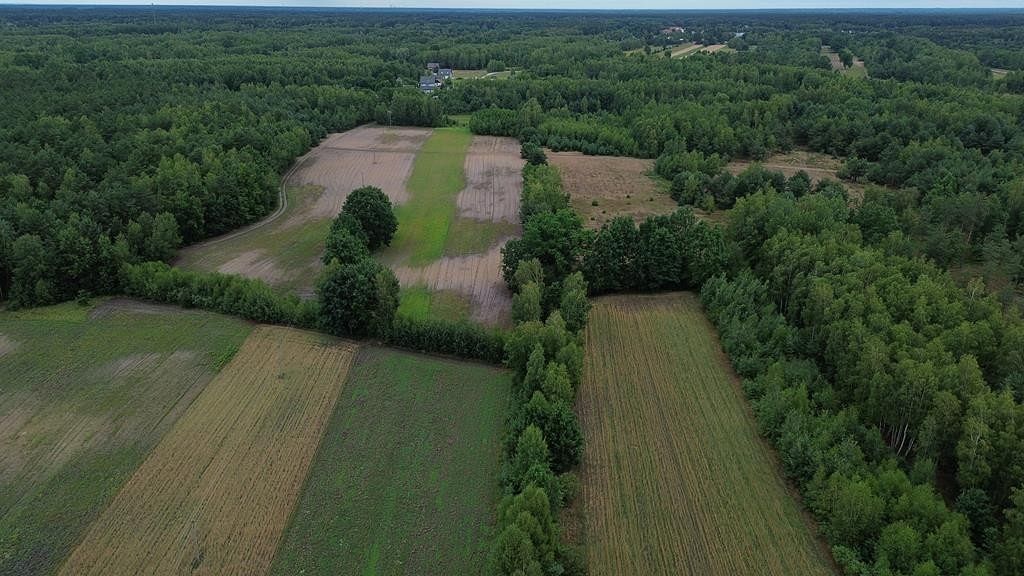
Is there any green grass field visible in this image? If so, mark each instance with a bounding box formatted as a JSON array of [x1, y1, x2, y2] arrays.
[[270, 347, 511, 576], [396, 285, 472, 322], [383, 127, 472, 266], [579, 293, 834, 576], [0, 300, 251, 575]]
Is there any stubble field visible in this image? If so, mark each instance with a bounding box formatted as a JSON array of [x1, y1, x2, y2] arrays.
[[58, 326, 357, 576], [270, 347, 511, 576], [0, 301, 251, 575], [578, 293, 835, 576]]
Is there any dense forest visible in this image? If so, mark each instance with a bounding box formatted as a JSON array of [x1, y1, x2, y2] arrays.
[[2, 6, 1024, 575]]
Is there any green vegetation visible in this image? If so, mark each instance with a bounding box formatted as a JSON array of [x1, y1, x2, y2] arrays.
[[444, 217, 518, 257], [0, 301, 250, 575], [270, 347, 511, 576], [397, 285, 472, 322], [385, 127, 472, 266]]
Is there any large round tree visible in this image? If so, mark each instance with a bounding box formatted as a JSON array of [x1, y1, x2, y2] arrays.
[[341, 186, 397, 250], [316, 257, 399, 338]]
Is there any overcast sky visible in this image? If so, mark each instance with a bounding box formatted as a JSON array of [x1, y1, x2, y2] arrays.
[[1, 0, 1022, 9]]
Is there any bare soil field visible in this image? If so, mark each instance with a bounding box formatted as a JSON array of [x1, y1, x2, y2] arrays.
[[58, 326, 357, 576], [393, 243, 509, 326], [456, 136, 523, 224], [175, 125, 431, 295], [548, 151, 677, 229], [578, 293, 835, 576], [701, 44, 728, 54]]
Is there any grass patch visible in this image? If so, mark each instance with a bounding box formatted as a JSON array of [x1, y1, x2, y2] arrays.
[[444, 217, 518, 256], [397, 285, 472, 322], [0, 302, 251, 576], [270, 347, 511, 576], [385, 127, 472, 266], [579, 293, 834, 575]]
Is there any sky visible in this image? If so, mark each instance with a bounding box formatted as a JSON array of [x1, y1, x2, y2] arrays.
[[1, 0, 1022, 9]]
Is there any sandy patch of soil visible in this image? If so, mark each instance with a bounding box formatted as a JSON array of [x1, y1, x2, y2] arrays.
[[216, 249, 285, 285], [457, 136, 524, 224], [393, 243, 511, 327], [548, 151, 678, 229]]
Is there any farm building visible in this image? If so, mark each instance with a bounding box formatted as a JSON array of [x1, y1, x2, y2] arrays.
[[439, 68, 453, 80]]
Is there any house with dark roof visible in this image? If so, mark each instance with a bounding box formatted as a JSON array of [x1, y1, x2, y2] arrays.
[[427, 62, 440, 72], [419, 74, 440, 93], [438, 68, 453, 80]]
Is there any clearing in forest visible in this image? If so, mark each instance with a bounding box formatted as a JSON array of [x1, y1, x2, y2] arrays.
[[59, 326, 357, 576], [548, 151, 677, 229], [174, 125, 431, 296], [384, 129, 522, 326], [270, 347, 510, 576], [578, 293, 835, 576], [0, 300, 251, 576]]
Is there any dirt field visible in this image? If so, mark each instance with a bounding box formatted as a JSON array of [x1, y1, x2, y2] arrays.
[[175, 125, 431, 295], [58, 326, 357, 576], [456, 136, 523, 224], [702, 44, 728, 54], [0, 301, 251, 576], [578, 293, 835, 576], [393, 243, 509, 325], [548, 151, 677, 229]]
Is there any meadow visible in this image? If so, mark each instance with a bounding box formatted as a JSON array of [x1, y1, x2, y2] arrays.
[[578, 293, 835, 576], [58, 326, 357, 576], [0, 301, 252, 575], [270, 347, 511, 576]]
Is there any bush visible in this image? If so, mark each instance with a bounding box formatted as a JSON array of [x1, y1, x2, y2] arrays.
[[521, 142, 548, 165], [120, 261, 317, 327], [387, 315, 506, 363]]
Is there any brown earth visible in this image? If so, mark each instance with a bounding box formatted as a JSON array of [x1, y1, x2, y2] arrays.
[[290, 125, 431, 223], [548, 151, 677, 229], [394, 243, 510, 326], [456, 136, 523, 224]]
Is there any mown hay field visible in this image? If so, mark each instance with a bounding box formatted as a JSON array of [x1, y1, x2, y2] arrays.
[[271, 347, 511, 576], [0, 300, 251, 576], [58, 326, 357, 576], [579, 293, 835, 576]]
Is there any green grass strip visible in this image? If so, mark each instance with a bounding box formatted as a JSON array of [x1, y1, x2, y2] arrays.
[[387, 127, 472, 266]]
